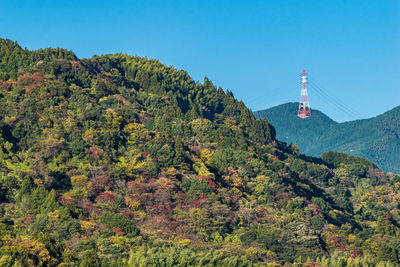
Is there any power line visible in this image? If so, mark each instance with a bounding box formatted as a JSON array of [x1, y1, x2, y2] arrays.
[[307, 75, 362, 118], [307, 82, 360, 119], [308, 79, 359, 117], [307, 83, 358, 120], [306, 79, 361, 119]]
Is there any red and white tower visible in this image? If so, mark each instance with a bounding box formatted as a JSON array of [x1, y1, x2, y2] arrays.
[[297, 70, 311, 119]]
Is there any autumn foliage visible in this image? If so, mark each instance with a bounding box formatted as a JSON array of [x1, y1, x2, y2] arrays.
[[0, 38, 399, 266]]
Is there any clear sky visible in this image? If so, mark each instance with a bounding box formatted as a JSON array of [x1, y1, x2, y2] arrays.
[[1, 0, 399, 122]]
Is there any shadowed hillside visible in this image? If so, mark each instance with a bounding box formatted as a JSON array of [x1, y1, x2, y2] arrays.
[[254, 103, 400, 173]]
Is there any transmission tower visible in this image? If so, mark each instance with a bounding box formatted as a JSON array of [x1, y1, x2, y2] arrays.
[[297, 70, 311, 119]]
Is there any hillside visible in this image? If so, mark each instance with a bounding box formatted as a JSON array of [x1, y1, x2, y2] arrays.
[[254, 103, 400, 173], [1, 39, 400, 266], [253, 103, 337, 147]]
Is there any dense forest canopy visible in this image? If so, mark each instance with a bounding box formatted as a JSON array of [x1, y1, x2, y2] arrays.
[[1, 38, 400, 266], [254, 102, 400, 173]]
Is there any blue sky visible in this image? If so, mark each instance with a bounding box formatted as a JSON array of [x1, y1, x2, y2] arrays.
[[1, 0, 399, 122]]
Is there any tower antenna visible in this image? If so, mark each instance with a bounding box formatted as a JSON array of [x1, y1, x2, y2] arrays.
[[297, 70, 311, 119]]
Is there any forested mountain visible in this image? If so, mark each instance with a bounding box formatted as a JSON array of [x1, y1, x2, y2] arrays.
[[254, 102, 400, 173], [1, 39, 400, 266]]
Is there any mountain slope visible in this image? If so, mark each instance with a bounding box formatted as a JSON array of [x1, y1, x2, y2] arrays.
[[254, 102, 337, 147], [254, 103, 400, 173], [1, 39, 400, 266]]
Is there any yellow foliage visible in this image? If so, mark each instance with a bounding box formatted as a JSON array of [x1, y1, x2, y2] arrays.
[[134, 210, 147, 221], [348, 234, 357, 243], [329, 210, 337, 219], [111, 235, 139, 250], [232, 176, 244, 188], [193, 159, 214, 177], [78, 162, 92, 173], [369, 221, 378, 228], [231, 187, 242, 195], [175, 238, 191, 246], [200, 148, 212, 164], [71, 175, 88, 187], [117, 150, 147, 177], [363, 239, 379, 254], [34, 178, 43, 186], [69, 175, 92, 199], [81, 221, 96, 231], [82, 129, 96, 143], [245, 247, 258, 257], [124, 123, 149, 145], [125, 196, 140, 211], [211, 232, 223, 244], [1, 235, 51, 262], [124, 122, 145, 132], [104, 108, 122, 127], [253, 183, 264, 194], [112, 236, 128, 248], [4, 116, 16, 125], [224, 234, 241, 245], [328, 224, 336, 230], [48, 210, 60, 220], [165, 167, 179, 176]]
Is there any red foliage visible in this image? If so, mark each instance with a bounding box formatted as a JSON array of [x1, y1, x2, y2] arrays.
[[89, 167, 114, 195], [126, 181, 146, 195], [350, 247, 363, 258], [17, 72, 45, 92], [177, 191, 186, 201], [208, 179, 218, 189], [33, 113, 40, 120], [151, 204, 173, 216], [50, 92, 55, 96], [198, 175, 211, 181], [326, 235, 347, 251], [0, 80, 11, 90], [190, 198, 201, 208], [22, 214, 35, 225], [65, 236, 82, 251], [85, 147, 106, 160], [91, 174, 113, 195], [198, 194, 209, 201], [80, 199, 100, 216], [70, 60, 81, 69], [99, 223, 109, 230], [276, 192, 291, 200], [230, 193, 240, 204], [161, 205, 172, 215], [142, 151, 149, 157], [386, 212, 392, 220], [309, 203, 324, 218], [137, 112, 151, 123], [59, 195, 74, 205], [112, 228, 124, 235], [97, 192, 117, 202], [120, 210, 134, 218]]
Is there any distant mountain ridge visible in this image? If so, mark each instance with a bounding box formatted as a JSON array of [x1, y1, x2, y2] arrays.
[[254, 102, 400, 173]]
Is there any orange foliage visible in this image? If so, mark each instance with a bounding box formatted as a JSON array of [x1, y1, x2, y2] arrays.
[[17, 72, 45, 93]]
